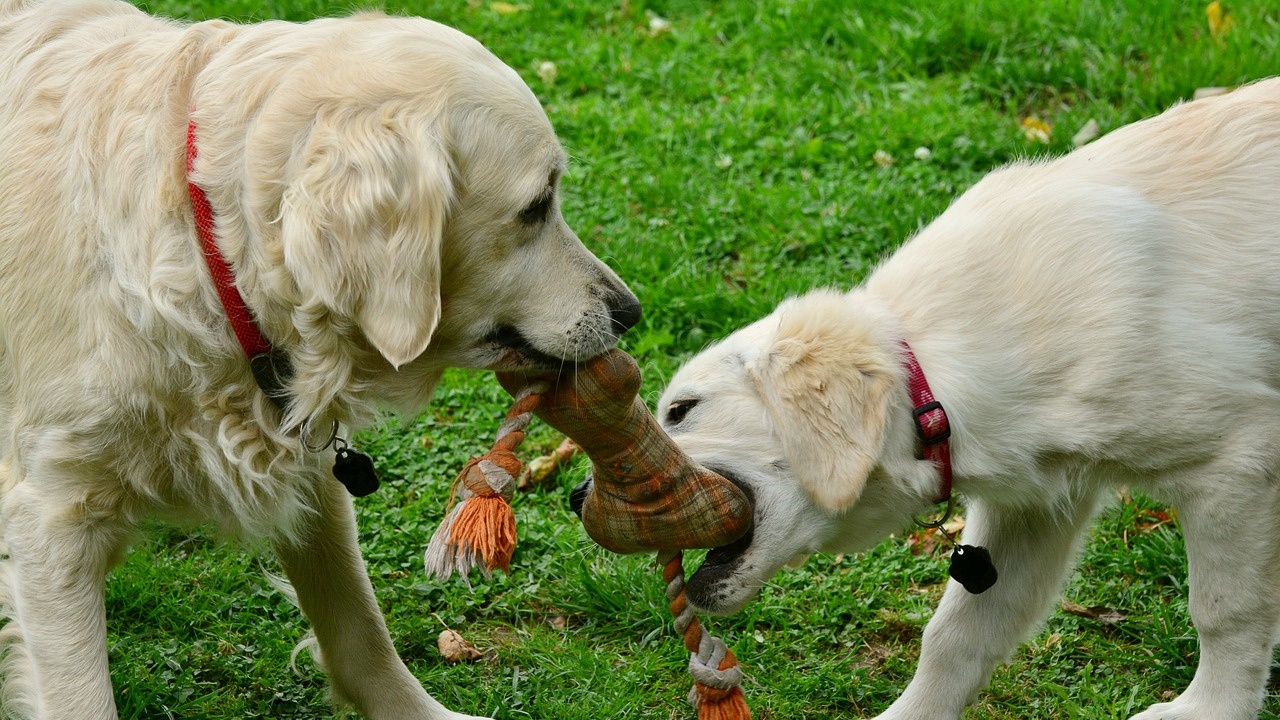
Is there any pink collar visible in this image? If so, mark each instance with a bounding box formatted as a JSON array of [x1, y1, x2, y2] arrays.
[[186, 119, 290, 405], [900, 341, 952, 503]]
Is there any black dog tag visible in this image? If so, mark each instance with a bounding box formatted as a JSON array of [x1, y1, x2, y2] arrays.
[[949, 544, 998, 594], [333, 446, 380, 497]]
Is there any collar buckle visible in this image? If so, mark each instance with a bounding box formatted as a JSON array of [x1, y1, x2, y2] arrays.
[[911, 400, 951, 446]]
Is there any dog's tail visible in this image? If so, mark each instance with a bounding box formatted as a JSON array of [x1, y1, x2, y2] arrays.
[[263, 569, 329, 676]]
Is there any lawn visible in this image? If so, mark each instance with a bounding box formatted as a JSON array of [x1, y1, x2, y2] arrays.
[[115, 1, 1280, 718]]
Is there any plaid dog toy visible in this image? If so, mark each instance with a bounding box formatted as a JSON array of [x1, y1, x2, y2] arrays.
[[496, 349, 752, 554]]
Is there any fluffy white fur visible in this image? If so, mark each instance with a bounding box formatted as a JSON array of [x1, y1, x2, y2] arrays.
[[0, 1, 640, 718], [657, 78, 1280, 719]]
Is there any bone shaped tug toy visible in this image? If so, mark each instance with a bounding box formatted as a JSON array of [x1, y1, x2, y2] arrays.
[[498, 349, 753, 554]]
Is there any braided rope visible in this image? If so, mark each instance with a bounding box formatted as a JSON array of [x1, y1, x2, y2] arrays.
[[660, 550, 750, 718], [423, 383, 546, 584]]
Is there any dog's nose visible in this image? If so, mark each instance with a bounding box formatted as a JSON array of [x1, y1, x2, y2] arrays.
[[609, 294, 643, 336], [569, 477, 591, 517]]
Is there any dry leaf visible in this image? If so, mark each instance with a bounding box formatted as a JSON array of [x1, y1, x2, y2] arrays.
[[906, 513, 967, 556], [490, 2, 530, 15], [437, 629, 483, 662], [1194, 86, 1232, 100], [1061, 600, 1126, 625], [518, 437, 578, 490], [1021, 116, 1052, 144], [1071, 118, 1100, 147], [647, 13, 672, 37], [1206, 1, 1236, 43], [1134, 507, 1175, 533]]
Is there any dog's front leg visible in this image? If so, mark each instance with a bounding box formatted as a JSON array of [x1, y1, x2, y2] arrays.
[[872, 491, 1102, 720], [1, 480, 127, 720], [273, 478, 491, 720]]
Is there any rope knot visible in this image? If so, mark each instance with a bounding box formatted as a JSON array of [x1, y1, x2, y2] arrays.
[[662, 551, 751, 719], [422, 383, 544, 584]]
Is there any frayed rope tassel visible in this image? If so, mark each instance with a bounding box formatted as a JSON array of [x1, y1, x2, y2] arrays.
[[661, 550, 751, 720], [424, 383, 546, 585]]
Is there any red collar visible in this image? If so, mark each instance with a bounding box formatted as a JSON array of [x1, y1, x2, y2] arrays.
[[186, 120, 272, 357], [900, 341, 952, 503], [186, 119, 291, 406]]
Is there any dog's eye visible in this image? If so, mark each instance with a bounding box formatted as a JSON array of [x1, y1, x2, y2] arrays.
[[519, 194, 553, 225], [665, 398, 698, 426]]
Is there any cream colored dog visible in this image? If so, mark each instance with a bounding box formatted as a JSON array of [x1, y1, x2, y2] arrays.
[[656, 78, 1280, 719], [0, 1, 640, 718]]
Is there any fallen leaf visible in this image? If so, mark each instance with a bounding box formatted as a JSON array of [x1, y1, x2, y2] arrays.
[[1134, 507, 1175, 533], [437, 629, 483, 662], [647, 13, 672, 37], [518, 437, 578, 490], [1193, 86, 1232, 100], [1061, 600, 1126, 625], [1071, 118, 1100, 147], [490, 2, 530, 15], [1206, 1, 1236, 43], [1021, 116, 1052, 144]]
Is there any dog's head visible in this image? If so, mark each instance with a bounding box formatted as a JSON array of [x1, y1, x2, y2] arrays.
[[658, 290, 931, 614], [195, 14, 639, 416]]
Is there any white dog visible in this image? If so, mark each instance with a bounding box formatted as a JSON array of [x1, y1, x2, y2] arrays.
[[656, 78, 1280, 719], [0, 1, 641, 718]]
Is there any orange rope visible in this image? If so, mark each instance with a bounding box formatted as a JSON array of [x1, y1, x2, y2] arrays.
[[662, 551, 751, 719]]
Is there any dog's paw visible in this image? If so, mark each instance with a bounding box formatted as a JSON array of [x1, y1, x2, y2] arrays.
[[1128, 699, 1253, 720], [1130, 702, 1203, 720], [1129, 704, 1183, 720]]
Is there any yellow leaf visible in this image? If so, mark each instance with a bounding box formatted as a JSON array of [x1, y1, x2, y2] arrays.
[[1021, 116, 1053, 144], [1206, 1, 1236, 42], [490, 2, 530, 14]]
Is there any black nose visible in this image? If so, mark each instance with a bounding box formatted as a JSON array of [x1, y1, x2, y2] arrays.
[[609, 293, 643, 336], [569, 477, 591, 517]]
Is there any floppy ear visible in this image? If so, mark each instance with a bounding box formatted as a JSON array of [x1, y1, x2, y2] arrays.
[[281, 107, 452, 368], [749, 293, 897, 511]]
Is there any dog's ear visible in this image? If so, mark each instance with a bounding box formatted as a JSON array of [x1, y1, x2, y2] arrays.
[[749, 292, 896, 511], [281, 107, 452, 368]]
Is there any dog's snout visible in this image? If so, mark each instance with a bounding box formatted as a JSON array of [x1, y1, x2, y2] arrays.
[[608, 293, 642, 336], [569, 477, 591, 517]]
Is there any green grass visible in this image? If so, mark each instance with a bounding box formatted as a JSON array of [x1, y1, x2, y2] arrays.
[[112, 0, 1280, 717]]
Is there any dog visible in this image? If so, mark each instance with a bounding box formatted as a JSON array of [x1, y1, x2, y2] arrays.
[[653, 78, 1280, 719], [0, 1, 641, 718]]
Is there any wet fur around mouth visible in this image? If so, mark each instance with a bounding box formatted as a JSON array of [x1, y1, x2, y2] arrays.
[[485, 324, 576, 369]]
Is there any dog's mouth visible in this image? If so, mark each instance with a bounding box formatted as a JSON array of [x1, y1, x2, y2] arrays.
[[685, 471, 757, 612], [484, 324, 575, 371]]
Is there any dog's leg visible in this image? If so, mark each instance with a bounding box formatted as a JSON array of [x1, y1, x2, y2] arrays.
[[872, 490, 1102, 720], [272, 479, 491, 720], [0, 479, 126, 720], [1128, 470, 1280, 720]]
